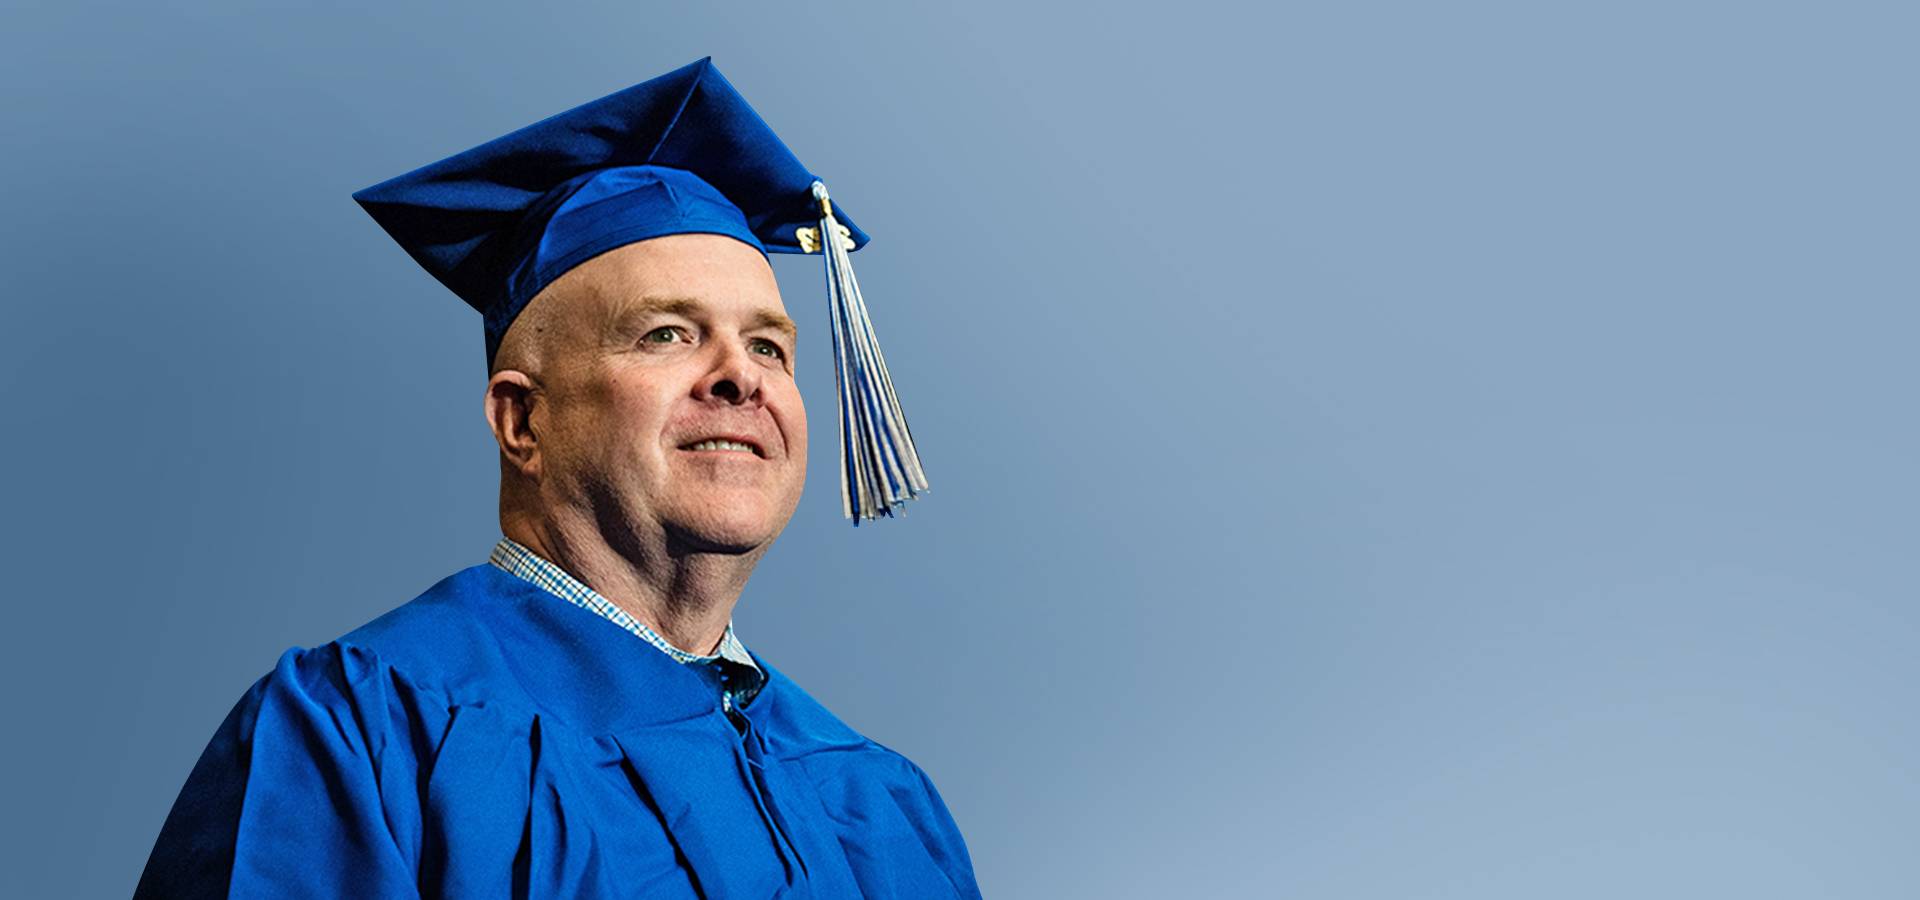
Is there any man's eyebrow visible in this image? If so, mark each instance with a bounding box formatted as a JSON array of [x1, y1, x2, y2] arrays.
[[747, 309, 799, 342], [606, 296, 702, 333], [606, 295, 797, 341]]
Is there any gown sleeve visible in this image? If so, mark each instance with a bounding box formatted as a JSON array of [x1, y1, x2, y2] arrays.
[[901, 759, 982, 899], [134, 644, 421, 899]]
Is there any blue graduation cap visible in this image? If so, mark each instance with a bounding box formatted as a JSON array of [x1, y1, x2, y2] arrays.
[[352, 57, 925, 525]]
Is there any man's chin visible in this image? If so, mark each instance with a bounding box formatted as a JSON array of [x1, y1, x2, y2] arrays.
[[660, 509, 784, 555]]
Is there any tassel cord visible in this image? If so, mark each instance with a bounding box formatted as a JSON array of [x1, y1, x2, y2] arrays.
[[812, 180, 927, 523]]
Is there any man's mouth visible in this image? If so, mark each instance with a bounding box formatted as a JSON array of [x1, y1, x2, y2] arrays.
[[678, 437, 766, 458]]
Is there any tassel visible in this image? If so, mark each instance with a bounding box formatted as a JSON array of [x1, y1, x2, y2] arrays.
[[806, 180, 928, 524]]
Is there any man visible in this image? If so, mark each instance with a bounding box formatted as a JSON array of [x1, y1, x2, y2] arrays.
[[134, 58, 977, 899]]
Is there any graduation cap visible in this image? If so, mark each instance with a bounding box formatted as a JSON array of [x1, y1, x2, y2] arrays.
[[351, 57, 925, 525]]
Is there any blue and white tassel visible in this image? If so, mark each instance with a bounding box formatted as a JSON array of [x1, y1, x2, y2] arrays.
[[802, 180, 928, 524]]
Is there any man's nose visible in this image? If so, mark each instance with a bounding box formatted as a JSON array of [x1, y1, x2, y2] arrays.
[[692, 339, 764, 406]]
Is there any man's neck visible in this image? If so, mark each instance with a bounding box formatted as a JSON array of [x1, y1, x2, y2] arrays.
[[503, 514, 756, 656]]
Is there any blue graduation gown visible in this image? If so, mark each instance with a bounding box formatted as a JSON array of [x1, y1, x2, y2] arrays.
[[135, 564, 981, 898]]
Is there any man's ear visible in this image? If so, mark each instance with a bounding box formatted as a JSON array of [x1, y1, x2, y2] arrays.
[[485, 370, 543, 478]]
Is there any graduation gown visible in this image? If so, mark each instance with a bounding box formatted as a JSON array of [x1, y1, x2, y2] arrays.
[[135, 564, 981, 899]]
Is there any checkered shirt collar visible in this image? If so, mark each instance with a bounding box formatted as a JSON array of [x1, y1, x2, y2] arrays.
[[487, 537, 765, 704]]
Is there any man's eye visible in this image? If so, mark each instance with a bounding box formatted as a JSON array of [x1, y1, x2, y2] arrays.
[[750, 339, 787, 360], [642, 326, 687, 345]]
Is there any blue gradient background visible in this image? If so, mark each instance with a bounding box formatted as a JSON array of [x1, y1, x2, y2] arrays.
[[4, 2, 1917, 897]]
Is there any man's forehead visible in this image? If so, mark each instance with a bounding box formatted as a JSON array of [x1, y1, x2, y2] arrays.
[[583, 234, 775, 291], [532, 236, 780, 324], [579, 233, 773, 284]]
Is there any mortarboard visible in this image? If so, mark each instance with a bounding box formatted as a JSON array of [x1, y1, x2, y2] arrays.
[[351, 57, 925, 524]]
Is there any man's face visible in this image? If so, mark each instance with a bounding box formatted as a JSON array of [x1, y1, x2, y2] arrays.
[[513, 233, 807, 554]]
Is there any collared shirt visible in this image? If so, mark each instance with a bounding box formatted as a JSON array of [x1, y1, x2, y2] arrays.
[[488, 537, 767, 717]]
